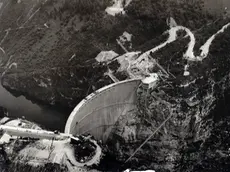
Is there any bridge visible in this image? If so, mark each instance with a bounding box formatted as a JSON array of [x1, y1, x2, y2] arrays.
[[65, 79, 141, 142]]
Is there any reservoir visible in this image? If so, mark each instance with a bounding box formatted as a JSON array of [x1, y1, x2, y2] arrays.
[[0, 83, 68, 131]]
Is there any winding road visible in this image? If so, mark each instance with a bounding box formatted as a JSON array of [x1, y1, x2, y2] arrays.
[[115, 21, 230, 79]]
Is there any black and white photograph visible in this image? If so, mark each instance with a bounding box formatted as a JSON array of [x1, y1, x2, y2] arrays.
[[0, 0, 229, 171]]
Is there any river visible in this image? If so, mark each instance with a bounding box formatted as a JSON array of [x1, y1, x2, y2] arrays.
[[0, 83, 68, 131]]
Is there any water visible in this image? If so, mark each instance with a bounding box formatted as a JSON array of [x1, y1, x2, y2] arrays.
[[0, 84, 68, 131]]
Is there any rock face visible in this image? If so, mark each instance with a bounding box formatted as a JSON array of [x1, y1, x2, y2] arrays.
[[105, 18, 230, 171]]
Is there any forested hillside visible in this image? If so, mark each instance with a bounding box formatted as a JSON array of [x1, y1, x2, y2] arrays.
[[0, 0, 214, 110]]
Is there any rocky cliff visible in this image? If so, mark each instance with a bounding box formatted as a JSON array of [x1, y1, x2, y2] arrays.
[[105, 13, 230, 172]]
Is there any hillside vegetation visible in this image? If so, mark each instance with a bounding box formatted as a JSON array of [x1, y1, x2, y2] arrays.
[[0, 0, 216, 110]]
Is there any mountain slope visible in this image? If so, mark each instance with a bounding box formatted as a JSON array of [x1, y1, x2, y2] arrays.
[[1, 0, 230, 172], [0, 0, 214, 110]]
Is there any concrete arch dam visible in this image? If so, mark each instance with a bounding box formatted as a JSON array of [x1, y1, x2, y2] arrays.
[[65, 79, 141, 142]]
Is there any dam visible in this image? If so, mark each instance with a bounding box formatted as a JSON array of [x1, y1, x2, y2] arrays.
[[65, 79, 142, 142], [65, 73, 158, 143]]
